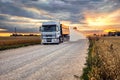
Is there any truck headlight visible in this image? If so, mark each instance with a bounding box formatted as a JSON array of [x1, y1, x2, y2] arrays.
[[53, 39, 58, 42], [42, 39, 46, 42]]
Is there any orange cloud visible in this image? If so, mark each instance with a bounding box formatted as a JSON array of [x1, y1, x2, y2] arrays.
[[83, 9, 120, 30]]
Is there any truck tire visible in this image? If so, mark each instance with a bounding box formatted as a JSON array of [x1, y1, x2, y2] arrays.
[[43, 43, 46, 45], [59, 37, 63, 43]]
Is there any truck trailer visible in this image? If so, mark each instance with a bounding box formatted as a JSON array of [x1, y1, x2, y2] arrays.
[[40, 21, 70, 44]]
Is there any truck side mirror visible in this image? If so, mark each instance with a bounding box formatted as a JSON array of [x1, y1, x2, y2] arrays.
[[56, 27, 59, 32]]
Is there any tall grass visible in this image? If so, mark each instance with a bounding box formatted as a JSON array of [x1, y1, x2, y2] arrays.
[[81, 37, 120, 80], [0, 36, 41, 50]]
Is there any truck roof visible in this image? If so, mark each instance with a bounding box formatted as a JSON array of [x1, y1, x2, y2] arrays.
[[42, 21, 60, 25]]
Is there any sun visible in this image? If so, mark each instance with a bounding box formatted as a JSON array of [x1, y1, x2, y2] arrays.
[[86, 17, 110, 27]]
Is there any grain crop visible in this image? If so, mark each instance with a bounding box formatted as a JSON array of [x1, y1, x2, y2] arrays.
[[81, 37, 120, 80], [0, 36, 41, 50]]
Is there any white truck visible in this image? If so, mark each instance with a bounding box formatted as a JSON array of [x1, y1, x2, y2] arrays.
[[40, 21, 70, 44]]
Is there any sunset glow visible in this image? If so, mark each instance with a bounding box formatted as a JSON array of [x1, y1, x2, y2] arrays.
[[84, 9, 120, 29], [0, 33, 12, 37], [104, 29, 117, 33]]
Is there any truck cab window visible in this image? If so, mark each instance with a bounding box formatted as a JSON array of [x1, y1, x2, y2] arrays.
[[42, 25, 56, 32]]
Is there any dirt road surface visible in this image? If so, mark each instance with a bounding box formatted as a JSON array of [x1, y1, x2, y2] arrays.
[[0, 30, 88, 80]]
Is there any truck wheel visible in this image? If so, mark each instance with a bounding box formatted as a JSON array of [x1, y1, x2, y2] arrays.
[[58, 38, 60, 44], [59, 37, 63, 43], [42, 43, 45, 45], [67, 36, 70, 41]]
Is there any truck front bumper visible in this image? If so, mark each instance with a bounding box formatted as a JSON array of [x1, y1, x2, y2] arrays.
[[41, 38, 59, 44]]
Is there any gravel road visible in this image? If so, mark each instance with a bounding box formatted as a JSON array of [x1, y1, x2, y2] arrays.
[[0, 30, 88, 80]]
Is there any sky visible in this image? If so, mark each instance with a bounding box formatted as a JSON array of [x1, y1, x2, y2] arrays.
[[0, 0, 120, 36]]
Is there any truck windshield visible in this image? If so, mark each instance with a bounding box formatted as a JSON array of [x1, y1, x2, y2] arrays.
[[42, 25, 56, 32]]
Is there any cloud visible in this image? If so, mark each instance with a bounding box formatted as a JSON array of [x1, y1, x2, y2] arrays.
[[0, 28, 7, 31], [0, 14, 51, 32], [0, 0, 14, 3], [22, 7, 54, 19], [0, 0, 120, 33], [83, 9, 120, 26], [80, 9, 120, 32]]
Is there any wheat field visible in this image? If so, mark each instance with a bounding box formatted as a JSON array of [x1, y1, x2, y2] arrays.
[[88, 37, 120, 80], [0, 36, 41, 50]]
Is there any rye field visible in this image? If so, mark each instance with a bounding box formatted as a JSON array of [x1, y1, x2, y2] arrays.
[[82, 36, 120, 80], [0, 36, 41, 50]]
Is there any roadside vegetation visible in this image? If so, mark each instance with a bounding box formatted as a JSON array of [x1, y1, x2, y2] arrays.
[[0, 36, 41, 50], [81, 36, 120, 80]]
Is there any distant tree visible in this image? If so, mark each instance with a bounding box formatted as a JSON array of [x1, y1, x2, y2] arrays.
[[10, 33, 23, 36], [29, 34, 34, 36], [108, 31, 120, 36], [116, 31, 120, 36], [73, 27, 77, 29]]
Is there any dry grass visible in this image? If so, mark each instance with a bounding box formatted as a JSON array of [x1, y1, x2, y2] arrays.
[[0, 36, 41, 50], [93, 37, 120, 80], [81, 36, 120, 80]]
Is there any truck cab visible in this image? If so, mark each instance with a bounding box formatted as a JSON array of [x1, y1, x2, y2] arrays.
[[40, 22, 63, 44]]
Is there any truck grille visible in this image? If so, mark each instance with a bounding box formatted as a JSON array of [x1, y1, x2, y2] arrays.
[[47, 38, 51, 42], [45, 35, 52, 37]]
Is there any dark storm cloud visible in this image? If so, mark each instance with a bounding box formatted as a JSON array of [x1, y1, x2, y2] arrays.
[[0, 20, 40, 32], [0, 0, 120, 32], [17, 0, 107, 22], [0, 0, 52, 19]]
